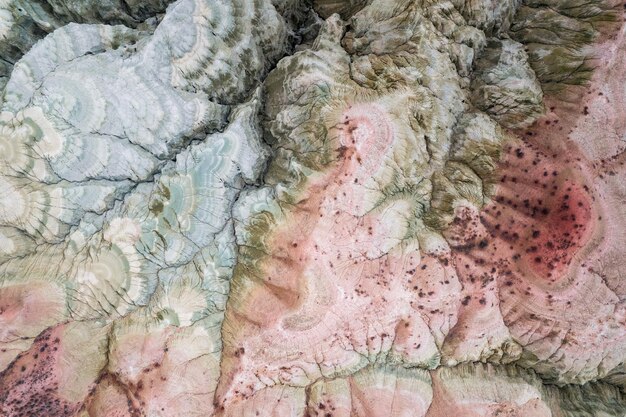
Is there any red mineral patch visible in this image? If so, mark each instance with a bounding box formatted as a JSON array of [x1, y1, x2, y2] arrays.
[[478, 143, 595, 282], [446, 140, 596, 288], [442, 137, 600, 354], [0, 325, 81, 417]]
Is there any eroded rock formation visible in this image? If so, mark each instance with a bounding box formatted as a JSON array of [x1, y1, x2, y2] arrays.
[[0, 0, 625, 416]]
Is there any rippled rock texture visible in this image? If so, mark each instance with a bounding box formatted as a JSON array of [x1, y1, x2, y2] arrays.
[[0, 0, 625, 416]]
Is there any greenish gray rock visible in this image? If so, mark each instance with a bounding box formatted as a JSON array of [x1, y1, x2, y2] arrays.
[[471, 38, 544, 129]]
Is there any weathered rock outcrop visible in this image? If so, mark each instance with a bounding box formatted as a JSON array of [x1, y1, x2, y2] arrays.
[[1, 0, 625, 416]]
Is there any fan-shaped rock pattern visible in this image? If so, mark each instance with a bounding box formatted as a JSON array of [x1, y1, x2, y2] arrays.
[[1, 0, 626, 416], [0, 0, 175, 92]]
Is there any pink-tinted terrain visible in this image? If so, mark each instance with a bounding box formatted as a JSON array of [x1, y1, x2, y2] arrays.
[[1, 0, 626, 416]]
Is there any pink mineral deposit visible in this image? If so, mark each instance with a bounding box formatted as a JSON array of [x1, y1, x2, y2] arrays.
[[1, 0, 626, 416]]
